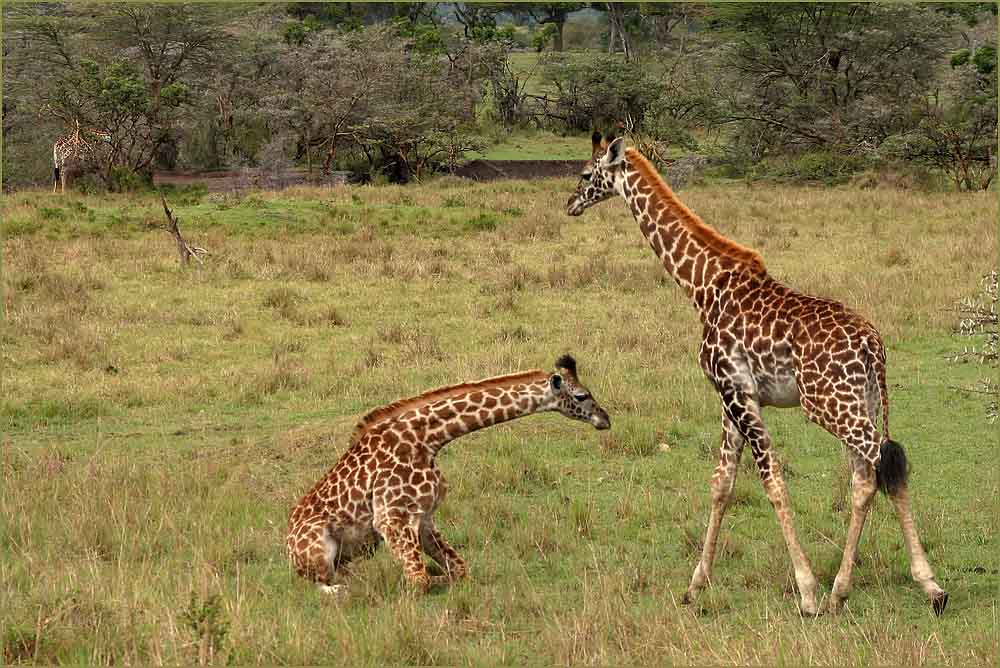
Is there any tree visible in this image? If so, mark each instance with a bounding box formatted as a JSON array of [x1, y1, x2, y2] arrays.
[[951, 271, 998, 422], [883, 44, 997, 191], [193, 8, 284, 168], [453, 3, 501, 39], [539, 52, 662, 130], [711, 3, 955, 153], [605, 3, 633, 61], [265, 24, 485, 182], [5, 3, 228, 187], [508, 3, 584, 52]]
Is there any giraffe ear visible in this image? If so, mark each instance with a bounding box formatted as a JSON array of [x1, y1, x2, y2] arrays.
[[602, 137, 625, 168], [549, 374, 563, 391]]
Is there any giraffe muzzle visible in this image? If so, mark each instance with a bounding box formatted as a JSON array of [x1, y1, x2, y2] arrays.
[[591, 410, 611, 430], [566, 197, 584, 216]]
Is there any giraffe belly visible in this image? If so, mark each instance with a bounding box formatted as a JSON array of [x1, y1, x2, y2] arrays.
[[757, 374, 801, 408], [334, 515, 380, 561]]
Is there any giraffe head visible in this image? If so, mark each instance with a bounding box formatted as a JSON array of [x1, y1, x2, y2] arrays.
[[545, 354, 611, 430], [566, 132, 627, 216]]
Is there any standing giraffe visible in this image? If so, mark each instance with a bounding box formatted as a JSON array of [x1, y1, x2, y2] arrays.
[[52, 120, 112, 193], [287, 355, 611, 593], [565, 134, 947, 616]]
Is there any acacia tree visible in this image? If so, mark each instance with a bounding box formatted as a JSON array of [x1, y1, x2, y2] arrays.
[[883, 43, 997, 190], [187, 8, 283, 169], [348, 27, 485, 181], [507, 3, 583, 52], [5, 3, 227, 187], [712, 3, 955, 153], [266, 24, 484, 182], [266, 28, 394, 174]]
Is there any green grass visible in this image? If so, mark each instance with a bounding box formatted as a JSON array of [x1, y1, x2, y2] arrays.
[[1, 180, 997, 665], [472, 129, 594, 161]]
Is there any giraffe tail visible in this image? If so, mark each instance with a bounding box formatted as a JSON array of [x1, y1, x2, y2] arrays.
[[876, 440, 908, 495], [54, 165, 60, 184], [865, 335, 909, 495]]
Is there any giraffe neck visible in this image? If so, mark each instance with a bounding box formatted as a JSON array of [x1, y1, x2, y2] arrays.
[[617, 149, 767, 311], [379, 371, 554, 454]]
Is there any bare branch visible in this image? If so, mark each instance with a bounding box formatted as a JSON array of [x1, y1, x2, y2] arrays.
[[160, 195, 207, 266]]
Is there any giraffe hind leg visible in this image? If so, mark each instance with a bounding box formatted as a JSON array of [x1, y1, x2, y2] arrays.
[[286, 515, 349, 588], [804, 389, 947, 615], [829, 450, 877, 612], [881, 446, 948, 614]]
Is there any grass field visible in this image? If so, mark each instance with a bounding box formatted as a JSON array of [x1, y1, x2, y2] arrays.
[[473, 130, 594, 161], [1, 177, 997, 665]]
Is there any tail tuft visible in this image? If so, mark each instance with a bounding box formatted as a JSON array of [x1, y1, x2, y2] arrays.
[[876, 439, 909, 495], [54, 166, 60, 181]]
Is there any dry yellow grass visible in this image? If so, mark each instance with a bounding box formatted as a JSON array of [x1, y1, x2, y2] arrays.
[[1, 179, 997, 665]]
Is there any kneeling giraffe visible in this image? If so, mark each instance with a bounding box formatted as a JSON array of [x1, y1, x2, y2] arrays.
[[287, 355, 610, 593], [566, 133, 947, 616]]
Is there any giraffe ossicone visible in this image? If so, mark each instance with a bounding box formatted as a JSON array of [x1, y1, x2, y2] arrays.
[[286, 355, 610, 593], [566, 134, 947, 616]]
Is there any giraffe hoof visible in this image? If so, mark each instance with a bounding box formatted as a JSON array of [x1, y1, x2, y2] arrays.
[[798, 602, 821, 618], [318, 584, 348, 596], [931, 591, 949, 616], [826, 593, 848, 614], [681, 592, 693, 605]]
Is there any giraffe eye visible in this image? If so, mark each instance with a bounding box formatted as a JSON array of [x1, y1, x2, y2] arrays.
[[573, 392, 590, 402], [581, 173, 592, 182]]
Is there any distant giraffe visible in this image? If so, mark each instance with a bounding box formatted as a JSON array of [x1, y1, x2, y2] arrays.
[[287, 355, 611, 593], [52, 120, 111, 193], [565, 134, 947, 616]]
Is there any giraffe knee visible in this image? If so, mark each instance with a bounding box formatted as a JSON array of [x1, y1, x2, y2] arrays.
[[447, 555, 468, 580], [710, 471, 736, 505], [851, 479, 877, 510]]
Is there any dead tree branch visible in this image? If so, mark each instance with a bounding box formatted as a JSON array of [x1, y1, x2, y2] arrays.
[[160, 195, 207, 266]]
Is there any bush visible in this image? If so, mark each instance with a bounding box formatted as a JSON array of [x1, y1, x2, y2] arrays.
[[108, 166, 154, 193], [770, 151, 867, 184], [715, 150, 869, 185]]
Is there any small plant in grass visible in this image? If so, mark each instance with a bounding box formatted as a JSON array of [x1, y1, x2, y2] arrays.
[[467, 213, 499, 231], [3, 626, 37, 664], [951, 270, 998, 422], [180, 592, 229, 666], [262, 286, 302, 321]]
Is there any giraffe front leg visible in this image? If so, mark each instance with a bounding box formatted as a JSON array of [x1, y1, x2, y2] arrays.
[[375, 510, 431, 592], [683, 414, 744, 605], [420, 518, 468, 585], [722, 386, 819, 616]]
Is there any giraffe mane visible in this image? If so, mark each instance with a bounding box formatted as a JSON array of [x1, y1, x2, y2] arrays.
[[624, 148, 767, 276], [349, 369, 548, 444]]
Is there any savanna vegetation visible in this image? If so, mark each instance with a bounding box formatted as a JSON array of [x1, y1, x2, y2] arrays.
[[2, 2, 998, 666], [2, 2, 997, 189], [2, 178, 997, 664]]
